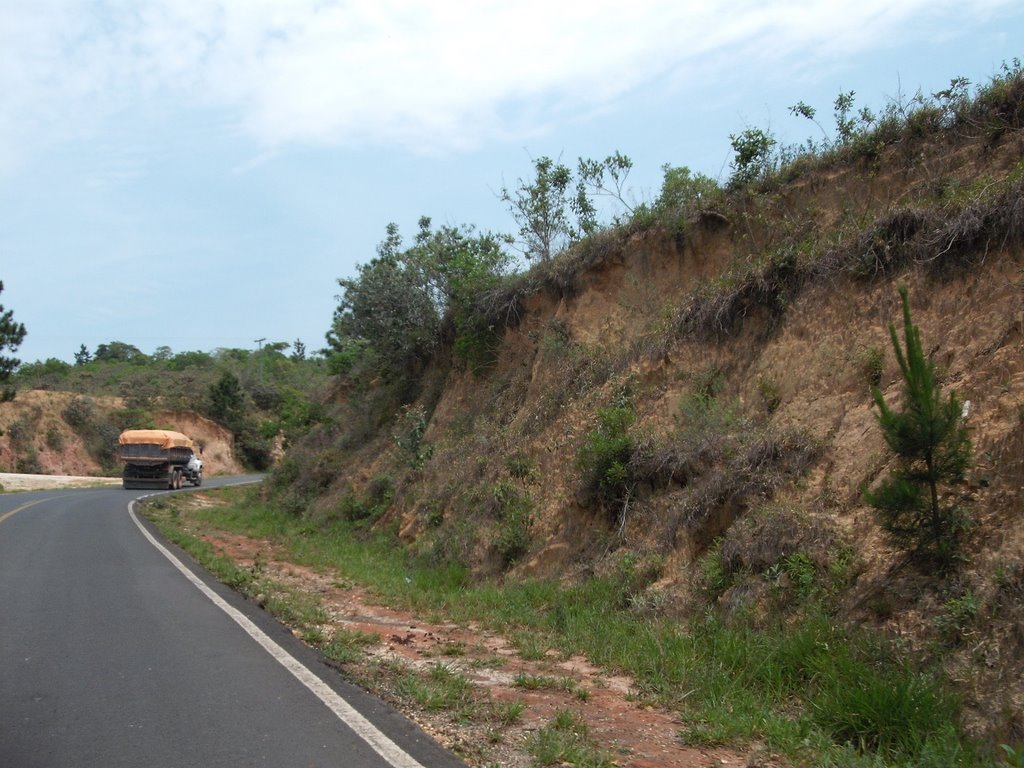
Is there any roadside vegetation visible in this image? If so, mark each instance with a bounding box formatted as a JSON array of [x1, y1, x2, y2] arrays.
[[147, 486, 993, 767]]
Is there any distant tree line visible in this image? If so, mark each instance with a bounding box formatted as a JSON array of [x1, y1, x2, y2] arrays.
[[15, 338, 328, 470]]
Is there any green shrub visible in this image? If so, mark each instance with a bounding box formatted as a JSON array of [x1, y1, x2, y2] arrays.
[[507, 453, 538, 483], [856, 344, 885, 388], [453, 319, 501, 376], [337, 493, 370, 522], [697, 541, 733, 600], [492, 481, 534, 567], [781, 552, 816, 598], [729, 127, 778, 187], [576, 405, 635, 510], [62, 396, 94, 429], [394, 404, 433, 469], [609, 552, 664, 611], [235, 427, 274, 471], [5, 415, 34, 449], [655, 164, 722, 215], [757, 376, 782, 414], [44, 425, 64, 451], [337, 476, 394, 525], [16, 448, 43, 474], [934, 591, 978, 646]]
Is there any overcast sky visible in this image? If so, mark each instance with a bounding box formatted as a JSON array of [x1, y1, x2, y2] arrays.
[[2, 0, 1022, 364]]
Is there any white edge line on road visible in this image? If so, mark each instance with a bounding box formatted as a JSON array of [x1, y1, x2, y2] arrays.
[[128, 498, 427, 768]]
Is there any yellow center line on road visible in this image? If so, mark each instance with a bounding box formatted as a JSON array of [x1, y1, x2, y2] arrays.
[[0, 498, 53, 525]]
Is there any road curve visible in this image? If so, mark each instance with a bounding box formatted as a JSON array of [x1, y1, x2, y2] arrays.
[[0, 479, 464, 768]]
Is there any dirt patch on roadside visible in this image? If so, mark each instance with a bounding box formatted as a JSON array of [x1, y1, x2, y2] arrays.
[[174, 508, 776, 768]]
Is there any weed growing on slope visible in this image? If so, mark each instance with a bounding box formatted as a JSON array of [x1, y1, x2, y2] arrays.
[[934, 591, 979, 647], [490, 479, 534, 567], [576, 404, 636, 517]]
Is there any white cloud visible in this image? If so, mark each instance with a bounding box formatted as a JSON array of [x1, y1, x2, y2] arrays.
[[0, 0, 1018, 170]]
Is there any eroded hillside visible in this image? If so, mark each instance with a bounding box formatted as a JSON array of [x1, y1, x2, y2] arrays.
[[0, 390, 243, 477], [279, 114, 1024, 742]]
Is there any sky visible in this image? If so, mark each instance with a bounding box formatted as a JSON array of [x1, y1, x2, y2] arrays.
[[1, 0, 1022, 365]]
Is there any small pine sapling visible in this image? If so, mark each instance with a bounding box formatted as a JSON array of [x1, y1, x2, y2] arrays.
[[865, 286, 971, 566]]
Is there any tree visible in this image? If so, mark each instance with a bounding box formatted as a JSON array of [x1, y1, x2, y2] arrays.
[[655, 164, 721, 214], [405, 217, 513, 373], [405, 216, 512, 313], [291, 339, 306, 361], [167, 350, 214, 371], [0, 281, 27, 401], [327, 244, 440, 383], [728, 127, 777, 186], [74, 344, 92, 366], [500, 155, 595, 261], [263, 341, 290, 355], [208, 371, 246, 431], [326, 219, 512, 383], [15, 358, 70, 391], [790, 90, 874, 150], [576, 151, 635, 217], [865, 286, 972, 566], [94, 341, 147, 364]]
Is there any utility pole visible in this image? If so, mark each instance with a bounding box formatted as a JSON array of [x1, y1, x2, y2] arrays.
[[254, 338, 266, 382]]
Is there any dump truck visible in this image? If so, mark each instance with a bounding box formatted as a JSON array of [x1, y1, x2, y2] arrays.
[[117, 429, 202, 490]]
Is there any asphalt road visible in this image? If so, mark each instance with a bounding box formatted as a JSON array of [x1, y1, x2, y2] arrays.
[[0, 478, 464, 768]]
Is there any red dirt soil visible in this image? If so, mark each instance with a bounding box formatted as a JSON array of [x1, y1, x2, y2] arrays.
[[192, 519, 778, 768]]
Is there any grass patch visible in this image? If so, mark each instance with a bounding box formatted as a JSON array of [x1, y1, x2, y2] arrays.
[[383, 659, 525, 731], [528, 709, 614, 768], [146, 485, 991, 767], [396, 662, 479, 719], [513, 673, 561, 691], [322, 627, 380, 664]]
